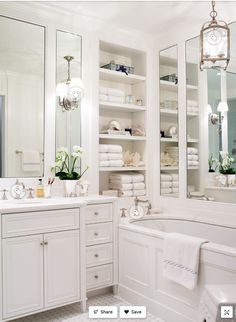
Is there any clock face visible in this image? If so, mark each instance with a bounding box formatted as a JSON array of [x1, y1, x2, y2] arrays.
[[205, 28, 224, 46]]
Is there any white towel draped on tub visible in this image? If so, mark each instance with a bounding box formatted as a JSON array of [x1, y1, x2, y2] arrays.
[[163, 233, 208, 290], [22, 150, 41, 172]]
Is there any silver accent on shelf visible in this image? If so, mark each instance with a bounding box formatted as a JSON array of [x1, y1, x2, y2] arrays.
[[134, 197, 152, 215], [0, 189, 8, 200]]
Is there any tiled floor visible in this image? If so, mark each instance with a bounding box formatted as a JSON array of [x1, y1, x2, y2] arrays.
[[11, 294, 164, 322]]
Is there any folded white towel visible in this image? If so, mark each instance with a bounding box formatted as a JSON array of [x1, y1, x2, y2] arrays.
[[172, 187, 179, 193], [109, 182, 133, 190], [133, 189, 146, 197], [133, 182, 145, 190], [163, 233, 208, 290], [107, 88, 124, 97], [161, 188, 172, 194], [187, 147, 198, 155], [172, 181, 179, 188], [99, 161, 110, 167], [129, 173, 145, 183], [22, 150, 41, 172], [108, 95, 124, 103], [99, 145, 122, 153], [171, 174, 179, 181], [108, 153, 123, 160], [161, 174, 172, 181], [99, 94, 108, 102], [187, 99, 198, 107], [109, 160, 124, 167], [161, 181, 172, 188], [99, 153, 109, 161], [109, 174, 132, 183], [188, 161, 199, 166], [119, 190, 133, 197], [187, 155, 199, 161], [99, 86, 107, 95], [108, 145, 123, 153]]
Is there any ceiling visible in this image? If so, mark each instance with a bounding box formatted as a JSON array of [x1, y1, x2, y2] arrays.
[[43, 1, 236, 36]]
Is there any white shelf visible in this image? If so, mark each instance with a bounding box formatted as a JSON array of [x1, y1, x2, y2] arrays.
[[99, 101, 146, 112], [160, 108, 178, 116], [161, 138, 178, 142], [99, 134, 146, 141], [161, 166, 179, 171], [187, 112, 199, 117], [187, 84, 198, 91], [188, 166, 199, 170], [160, 80, 198, 92], [99, 166, 146, 172], [187, 139, 199, 143], [99, 68, 146, 85], [161, 193, 179, 198]]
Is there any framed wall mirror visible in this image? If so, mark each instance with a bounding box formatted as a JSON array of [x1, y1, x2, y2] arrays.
[[186, 21, 236, 204], [56, 30, 82, 153], [0, 16, 45, 178], [159, 45, 179, 198]]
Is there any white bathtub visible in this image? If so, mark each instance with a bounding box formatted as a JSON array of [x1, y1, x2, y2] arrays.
[[118, 215, 236, 322]]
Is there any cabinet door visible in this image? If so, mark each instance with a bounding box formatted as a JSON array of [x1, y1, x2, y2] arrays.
[[3, 235, 44, 319], [44, 230, 80, 308]]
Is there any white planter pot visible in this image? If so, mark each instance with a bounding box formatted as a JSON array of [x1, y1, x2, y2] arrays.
[[227, 174, 235, 187], [63, 180, 77, 197], [206, 172, 217, 186]]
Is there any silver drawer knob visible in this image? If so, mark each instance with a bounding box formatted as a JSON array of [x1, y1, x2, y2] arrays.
[[94, 253, 99, 258], [94, 275, 99, 279], [94, 232, 98, 236], [94, 212, 99, 216]]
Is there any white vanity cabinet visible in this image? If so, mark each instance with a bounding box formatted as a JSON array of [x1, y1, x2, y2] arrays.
[[1, 206, 84, 321], [85, 202, 118, 292]]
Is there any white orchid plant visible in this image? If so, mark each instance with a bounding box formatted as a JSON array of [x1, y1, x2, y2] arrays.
[[52, 146, 88, 180], [219, 151, 235, 175]]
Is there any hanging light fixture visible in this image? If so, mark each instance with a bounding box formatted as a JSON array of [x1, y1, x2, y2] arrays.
[[56, 56, 84, 111], [200, 1, 230, 71]]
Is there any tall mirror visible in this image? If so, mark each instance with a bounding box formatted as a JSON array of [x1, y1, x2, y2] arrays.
[[0, 16, 44, 177], [56, 30, 82, 152], [186, 21, 236, 203], [159, 46, 179, 198]]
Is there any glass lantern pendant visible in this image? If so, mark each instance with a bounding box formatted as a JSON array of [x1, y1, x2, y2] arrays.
[[200, 1, 230, 71]]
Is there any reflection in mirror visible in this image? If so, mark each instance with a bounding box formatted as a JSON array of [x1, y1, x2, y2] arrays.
[[56, 30, 82, 152], [186, 21, 236, 203], [159, 46, 179, 198], [0, 16, 44, 177]]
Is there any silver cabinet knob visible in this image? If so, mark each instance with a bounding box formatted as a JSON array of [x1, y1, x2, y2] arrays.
[[44, 241, 48, 245], [94, 275, 99, 279], [94, 253, 99, 258], [94, 212, 99, 216], [94, 232, 98, 236]]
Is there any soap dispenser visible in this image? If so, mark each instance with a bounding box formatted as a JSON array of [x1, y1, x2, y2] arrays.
[[36, 179, 44, 198]]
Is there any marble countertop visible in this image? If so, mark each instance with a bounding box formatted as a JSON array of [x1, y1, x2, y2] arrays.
[[0, 195, 117, 213]]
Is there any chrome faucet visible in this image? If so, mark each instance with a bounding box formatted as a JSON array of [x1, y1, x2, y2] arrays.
[[134, 197, 152, 215]]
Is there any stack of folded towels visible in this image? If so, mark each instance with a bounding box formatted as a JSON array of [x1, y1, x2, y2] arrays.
[[109, 172, 146, 197], [161, 173, 179, 195], [99, 144, 124, 168], [99, 86, 125, 104], [165, 146, 179, 165], [187, 147, 199, 167], [187, 100, 198, 114]]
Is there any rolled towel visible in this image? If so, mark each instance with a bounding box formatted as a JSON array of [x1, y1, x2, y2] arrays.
[[99, 144, 109, 153], [109, 174, 132, 183], [119, 190, 133, 197], [172, 187, 179, 193], [161, 174, 172, 181], [108, 95, 124, 103], [107, 88, 125, 97], [130, 173, 145, 183], [99, 86, 107, 95], [133, 182, 145, 190], [171, 174, 179, 181], [172, 181, 179, 188], [109, 182, 133, 190], [108, 153, 123, 160], [133, 189, 146, 197], [188, 155, 199, 161], [187, 147, 198, 155], [161, 188, 172, 194], [109, 160, 124, 167], [99, 94, 108, 102], [109, 145, 123, 153], [99, 161, 110, 167], [99, 153, 109, 161], [161, 181, 172, 188]]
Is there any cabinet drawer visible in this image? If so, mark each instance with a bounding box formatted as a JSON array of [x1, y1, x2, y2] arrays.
[[86, 203, 112, 224], [86, 264, 113, 290], [86, 243, 113, 267], [86, 223, 112, 246], [2, 208, 80, 238]]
